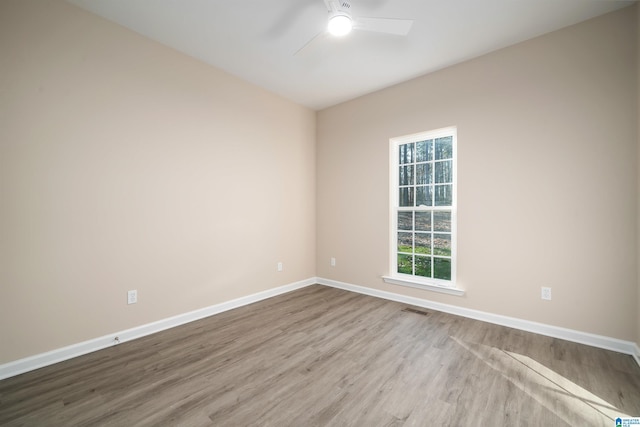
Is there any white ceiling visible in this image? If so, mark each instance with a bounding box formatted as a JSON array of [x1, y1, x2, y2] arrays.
[[67, 0, 634, 110]]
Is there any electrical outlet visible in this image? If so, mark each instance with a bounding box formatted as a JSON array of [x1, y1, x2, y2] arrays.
[[541, 287, 552, 301], [127, 290, 137, 305], [330, 257, 336, 267], [277, 262, 283, 272]]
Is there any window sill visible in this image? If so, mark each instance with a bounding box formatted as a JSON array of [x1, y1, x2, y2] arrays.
[[382, 275, 465, 296]]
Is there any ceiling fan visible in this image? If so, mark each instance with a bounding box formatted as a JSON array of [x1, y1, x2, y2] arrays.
[[295, 0, 414, 55]]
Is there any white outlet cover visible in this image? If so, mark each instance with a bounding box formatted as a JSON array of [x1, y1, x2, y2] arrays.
[[127, 290, 137, 304], [541, 287, 551, 300]]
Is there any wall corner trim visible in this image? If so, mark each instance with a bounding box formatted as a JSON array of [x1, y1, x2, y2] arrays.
[[316, 277, 640, 367], [0, 278, 317, 381]]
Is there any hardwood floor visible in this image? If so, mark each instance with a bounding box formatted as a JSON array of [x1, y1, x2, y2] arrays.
[[1, 285, 639, 426]]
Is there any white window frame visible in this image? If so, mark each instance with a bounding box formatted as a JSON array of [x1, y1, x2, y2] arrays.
[[383, 126, 463, 296]]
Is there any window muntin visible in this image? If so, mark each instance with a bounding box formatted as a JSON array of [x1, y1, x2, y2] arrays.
[[391, 128, 456, 286]]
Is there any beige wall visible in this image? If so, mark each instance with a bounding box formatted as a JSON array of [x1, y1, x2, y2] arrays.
[[1, 0, 638, 367], [0, 0, 316, 363], [317, 6, 638, 341]]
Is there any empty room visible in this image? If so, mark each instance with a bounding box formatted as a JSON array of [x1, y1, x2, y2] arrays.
[[1, 0, 640, 425]]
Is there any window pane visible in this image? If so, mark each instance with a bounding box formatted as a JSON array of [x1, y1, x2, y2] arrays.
[[398, 232, 413, 253], [435, 137, 452, 160], [433, 234, 451, 256], [415, 256, 431, 278], [416, 185, 432, 207], [415, 163, 432, 185], [434, 185, 452, 206], [415, 211, 431, 231], [399, 165, 414, 186], [399, 187, 414, 207], [398, 211, 413, 231], [415, 233, 431, 254], [398, 254, 413, 274], [435, 160, 452, 184], [433, 211, 451, 232], [415, 140, 433, 162], [399, 143, 414, 164], [434, 258, 451, 280], [392, 128, 455, 284]]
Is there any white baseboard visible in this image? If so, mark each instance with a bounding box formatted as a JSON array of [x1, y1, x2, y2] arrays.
[[2, 276, 638, 381], [0, 278, 316, 381], [317, 277, 640, 365]]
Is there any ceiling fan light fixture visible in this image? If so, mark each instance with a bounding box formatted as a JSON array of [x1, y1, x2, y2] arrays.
[[328, 13, 352, 36]]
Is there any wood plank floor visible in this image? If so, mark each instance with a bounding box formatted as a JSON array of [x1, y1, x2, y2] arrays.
[[1, 285, 639, 426]]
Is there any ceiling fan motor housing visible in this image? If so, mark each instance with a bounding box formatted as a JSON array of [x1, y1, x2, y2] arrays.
[[326, 0, 351, 14]]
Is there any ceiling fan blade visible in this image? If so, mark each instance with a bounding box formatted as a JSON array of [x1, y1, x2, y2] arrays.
[[354, 17, 413, 36], [294, 30, 329, 56]]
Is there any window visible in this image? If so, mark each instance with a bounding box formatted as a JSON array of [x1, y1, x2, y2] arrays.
[[385, 127, 460, 294]]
